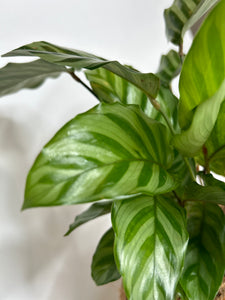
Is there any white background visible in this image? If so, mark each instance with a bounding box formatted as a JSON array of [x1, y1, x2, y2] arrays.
[[0, 1, 191, 299]]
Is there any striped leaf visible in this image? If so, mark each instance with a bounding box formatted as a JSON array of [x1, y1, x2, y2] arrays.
[[164, 0, 218, 45], [24, 102, 177, 209], [64, 201, 112, 236], [3, 41, 159, 99], [112, 195, 188, 300], [173, 0, 225, 156], [85, 68, 179, 130], [91, 228, 121, 285], [156, 50, 181, 86], [180, 202, 225, 300], [0, 59, 67, 97]]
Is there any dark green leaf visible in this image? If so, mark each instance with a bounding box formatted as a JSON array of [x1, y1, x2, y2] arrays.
[[64, 201, 112, 236], [3, 41, 159, 99], [0, 59, 67, 97], [183, 181, 225, 206], [112, 195, 188, 300], [199, 172, 225, 190], [164, 0, 219, 45], [180, 202, 225, 300], [173, 0, 225, 156], [156, 50, 181, 86], [91, 228, 120, 285], [24, 102, 177, 209]]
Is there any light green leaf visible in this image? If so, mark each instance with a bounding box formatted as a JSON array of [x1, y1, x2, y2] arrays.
[[164, 0, 219, 45], [24, 102, 177, 209], [156, 50, 181, 86], [180, 202, 225, 300], [0, 59, 67, 97], [173, 79, 225, 156], [85, 68, 179, 129], [183, 181, 225, 206], [112, 195, 188, 300], [91, 227, 120, 285], [196, 102, 225, 176], [64, 201, 112, 236], [3, 41, 159, 99], [178, 0, 225, 128]]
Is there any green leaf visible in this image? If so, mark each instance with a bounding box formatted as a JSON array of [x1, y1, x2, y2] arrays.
[[173, 0, 225, 156], [64, 201, 112, 236], [199, 172, 225, 190], [91, 227, 121, 285], [3, 41, 159, 99], [183, 181, 225, 206], [196, 102, 225, 176], [178, 0, 225, 128], [164, 0, 218, 45], [112, 195, 188, 300], [85, 68, 179, 129], [180, 202, 225, 300], [24, 102, 177, 209], [156, 50, 181, 86], [173, 79, 225, 156], [0, 59, 67, 97]]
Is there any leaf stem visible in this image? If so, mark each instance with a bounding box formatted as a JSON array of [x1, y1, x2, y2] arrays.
[[202, 145, 210, 174], [68, 71, 99, 100], [184, 157, 196, 181], [148, 97, 176, 135]]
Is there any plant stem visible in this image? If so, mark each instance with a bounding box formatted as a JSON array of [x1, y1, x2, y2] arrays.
[[148, 97, 176, 135], [68, 71, 99, 100], [184, 157, 196, 181], [202, 145, 210, 174]]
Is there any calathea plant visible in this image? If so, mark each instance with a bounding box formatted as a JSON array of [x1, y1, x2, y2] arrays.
[[0, 0, 225, 299]]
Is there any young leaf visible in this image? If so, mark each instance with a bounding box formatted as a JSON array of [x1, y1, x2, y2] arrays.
[[24, 102, 177, 209], [173, 0, 225, 156], [91, 227, 120, 285], [196, 102, 225, 176], [3, 41, 159, 99], [112, 195, 188, 300], [180, 202, 225, 300], [178, 0, 225, 128], [164, 0, 218, 46], [64, 201, 112, 236], [0, 59, 67, 97]]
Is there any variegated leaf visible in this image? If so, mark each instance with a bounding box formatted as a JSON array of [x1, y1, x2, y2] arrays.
[[65, 201, 112, 236], [112, 195, 188, 300], [24, 102, 177, 209], [91, 228, 120, 285], [0, 59, 67, 97], [3, 41, 159, 99], [180, 202, 225, 300], [164, 0, 219, 45]]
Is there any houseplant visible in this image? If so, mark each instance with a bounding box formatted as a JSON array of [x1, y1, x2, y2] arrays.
[[0, 0, 225, 299]]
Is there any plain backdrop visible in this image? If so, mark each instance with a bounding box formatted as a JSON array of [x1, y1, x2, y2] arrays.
[[0, 1, 191, 299]]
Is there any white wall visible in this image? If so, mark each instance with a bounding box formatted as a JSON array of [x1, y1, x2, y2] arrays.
[[0, 1, 175, 299]]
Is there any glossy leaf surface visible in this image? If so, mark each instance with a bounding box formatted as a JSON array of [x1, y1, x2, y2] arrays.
[[173, 0, 225, 156], [178, 0, 225, 128], [3, 41, 159, 99], [24, 102, 177, 209], [65, 201, 112, 236], [91, 228, 120, 285], [180, 202, 225, 300], [164, 0, 218, 45], [0, 59, 67, 97], [112, 195, 188, 300]]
